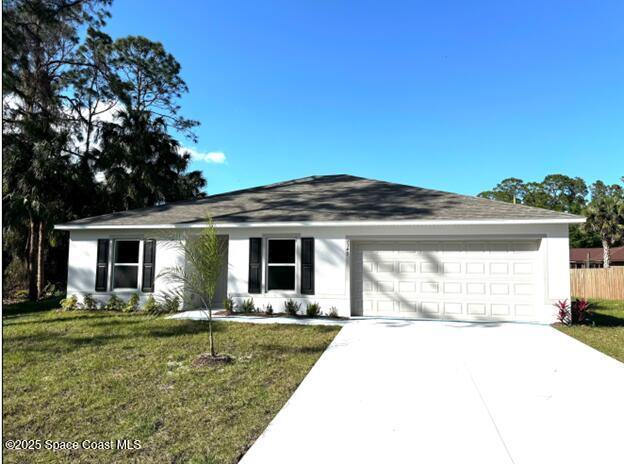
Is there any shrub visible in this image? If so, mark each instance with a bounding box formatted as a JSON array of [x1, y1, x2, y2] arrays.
[[328, 306, 339, 318], [14, 289, 29, 300], [306, 302, 321, 317], [142, 294, 161, 314], [572, 298, 592, 325], [104, 295, 125, 312], [42, 282, 64, 298], [60, 294, 80, 311], [266, 303, 273, 315], [161, 296, 181, 314], [224, 295, 236, 314], [125, 293, 140, 312], [284, 299, 301, 316], [554, 299, 570, 325], [241, 298, 255, 313], [82, 294, 98, 311]]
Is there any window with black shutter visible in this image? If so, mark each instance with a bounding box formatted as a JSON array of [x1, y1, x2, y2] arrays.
[[267, 239, 296, 291], [112, 240, 140, 289]]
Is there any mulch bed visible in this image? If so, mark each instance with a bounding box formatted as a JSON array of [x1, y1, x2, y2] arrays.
[[192, 353, 234, 367]]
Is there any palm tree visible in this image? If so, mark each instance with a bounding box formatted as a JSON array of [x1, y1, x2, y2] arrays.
[[159, 219, 226, 357], [582, 181, 624, 268]]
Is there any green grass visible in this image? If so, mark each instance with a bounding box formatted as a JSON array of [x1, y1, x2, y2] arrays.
[[557, 299, 624, 363], [2, 304, 340, 463]]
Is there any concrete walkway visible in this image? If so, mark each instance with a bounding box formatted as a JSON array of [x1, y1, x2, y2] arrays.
[[168, 310, 347, 326], [241, 319, 624, 464]]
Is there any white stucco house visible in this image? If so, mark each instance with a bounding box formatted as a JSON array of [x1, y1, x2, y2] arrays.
[[55, 175, 584, 323]]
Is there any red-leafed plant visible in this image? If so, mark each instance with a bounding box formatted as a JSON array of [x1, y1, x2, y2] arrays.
[[554, 299, 571, 325], [572, 298, 592, 324]]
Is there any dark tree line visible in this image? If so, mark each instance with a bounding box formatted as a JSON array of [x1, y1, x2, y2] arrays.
[[479, 174, 624, 267], [3, 0, 206, 299]]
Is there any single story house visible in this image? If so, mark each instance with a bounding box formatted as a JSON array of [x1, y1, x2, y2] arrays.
[[570, 246, 624, 268], [56, 175, 584, 323]]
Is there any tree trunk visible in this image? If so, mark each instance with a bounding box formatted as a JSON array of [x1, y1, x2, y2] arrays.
[[36, 221, 45, 299], [602, 239, 610, 269], [208, 305, 216, 357], [28, 219, 37, 300]]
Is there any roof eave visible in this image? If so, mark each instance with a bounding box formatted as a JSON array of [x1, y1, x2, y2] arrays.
[[55, 217, 586, 231]]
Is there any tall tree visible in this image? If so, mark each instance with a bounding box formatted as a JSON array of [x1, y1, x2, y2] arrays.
[[3, 0, 111, 298], [478, 174, 600, 248], [3, 2, 208, 299], [478, 177, 525, 204], [109, 36, 199, 140], [96, 109, 205, 210], [95, 35, 206, 211], [582, 180, 624, 268]]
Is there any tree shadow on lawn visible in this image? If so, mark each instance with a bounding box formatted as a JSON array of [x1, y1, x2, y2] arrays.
[[256, 343, 329, 355], [591, 311, 624, 327], [3, 312, 117, 327], [2, 296, 63, 318], [4, 318, 225, 354]]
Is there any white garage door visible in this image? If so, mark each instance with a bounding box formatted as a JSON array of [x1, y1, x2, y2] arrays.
[[351, 240, 541, 321]]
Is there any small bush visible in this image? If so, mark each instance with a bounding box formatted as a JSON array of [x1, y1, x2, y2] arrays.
[[241, 298, 255, 313], [306, 302, 321, 317], [125, 293, 140, 312], [572, 298, 592, 325], [82, 294, 98, 311], [42, 282, 64, 298], [554, 299, 570, 325], [142, 294, 161, 314], [224, 295, 236, 314], [161, 296, 181, 314], [284, 299, 301, 316], [266, 303, 273, 315], [60, 294, 80, 311], [14, 289, 29, 300], [328, 306, 339, 318], [104, 295, 125, 312]]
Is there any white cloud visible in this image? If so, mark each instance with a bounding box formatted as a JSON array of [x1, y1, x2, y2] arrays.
[[182, 147, 227, 164]]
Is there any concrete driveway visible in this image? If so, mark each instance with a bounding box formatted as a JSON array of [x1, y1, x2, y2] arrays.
[[241, 319, 624, 464]]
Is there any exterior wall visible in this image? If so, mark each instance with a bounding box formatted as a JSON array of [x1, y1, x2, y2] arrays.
[[226, 229, 350, 317], [222, 222, 571, 322], [66, 230, 186, 306], [64, 223, 572, 322]]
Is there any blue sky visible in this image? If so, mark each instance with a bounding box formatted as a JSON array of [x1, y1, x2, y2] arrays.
[[105, 0, 624, 196]]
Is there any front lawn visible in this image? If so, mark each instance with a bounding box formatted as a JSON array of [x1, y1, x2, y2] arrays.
[[2, 305, 340, 463], [556, 299, 624, 363]]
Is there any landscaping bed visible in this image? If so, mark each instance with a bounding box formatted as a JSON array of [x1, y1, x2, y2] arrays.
[[2, 302, 340, 463]]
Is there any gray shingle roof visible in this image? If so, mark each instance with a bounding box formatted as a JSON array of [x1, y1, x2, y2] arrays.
[[56, 174, 584, 227]]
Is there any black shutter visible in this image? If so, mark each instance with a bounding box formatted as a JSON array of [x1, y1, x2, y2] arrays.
[[141, 239, 156, 292], [301, 237, 315, 295], [95, 239, 109, 292], [248, 238, 262, 293]]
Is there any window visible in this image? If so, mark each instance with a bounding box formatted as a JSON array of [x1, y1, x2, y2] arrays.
[[113, 240, 140, 289], [267, 239, 296, 290]]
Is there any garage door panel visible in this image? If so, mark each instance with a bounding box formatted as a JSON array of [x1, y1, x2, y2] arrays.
[[467, 303, 487, 315], [443, 302, 463, 315], [443, 262, 462, 273], [354, 240, 540, 321]]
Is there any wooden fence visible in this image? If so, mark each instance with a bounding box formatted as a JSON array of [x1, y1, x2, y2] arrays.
[[570, 267, 624, 300]]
